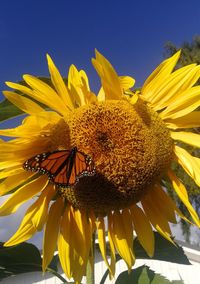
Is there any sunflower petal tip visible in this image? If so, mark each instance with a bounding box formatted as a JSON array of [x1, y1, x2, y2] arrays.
[[46, 53, 51, 61], [70, 64, 76, 69], [172, 49, 181, 59], [22, 74, 29, 80], [4, 239, 15, 247], [91, 57, 95, 63], [94, 48, 99, 55], [4, 81, 15, 89]]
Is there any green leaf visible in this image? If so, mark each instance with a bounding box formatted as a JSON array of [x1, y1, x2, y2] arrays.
[[0, 243, 70, 283], [115, 265, 185, 284], [133, 232, 190, 265], [0, 99, 24, 123], [100, 233, 190, 284], [0, 242, 42, 280]]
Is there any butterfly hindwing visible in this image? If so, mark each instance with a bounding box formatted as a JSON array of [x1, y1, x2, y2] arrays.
[[23, 147, 96, 187]]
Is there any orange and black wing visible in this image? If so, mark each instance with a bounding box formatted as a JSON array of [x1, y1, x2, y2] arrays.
[[23, 148, 96, 187], [73, 150, 96, 178]]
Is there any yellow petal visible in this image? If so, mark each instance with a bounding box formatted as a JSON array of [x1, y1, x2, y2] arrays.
[[107, 220, 116, 277], [141, 191, 176, 229], [68, 64, 85, 106], [5, 81, 34, 96], [58, 205, 92, 282], [97, 217, 114, 276], [129, 93, 139, 105], [4, 223, 36, 246], [174, 145, 200, 187], [42, 197, 64, 271], [0, 112, 60, 139], [31, 184, 55, 230], [167, 169, 200, 227], [165, 111, 200, 129], [4, 186, 53, 246], [58, 205, 72, 279], [46, 54, 74, 110], [79, 70, 90, 90], [160, 86, 200, 119], [23, 111, 60, 130], [130, 204, 154, 257], [171, 131, 200, 148], [142, 51, 181, 101], [0, 113, 52, 138], [151, 184, 177, 223], [68, 64, 97, 106], [3, 91, 44, 115], [119, 76, 135, 90], [150, 65, 199, 110], [0, 160, 22, 169], [6, 80, 63, 114], [92, 49, 122, 100], [156, 65, 200, 111], [108, 210, 135, 271], [71, 208, 93, 280], [0, 127, 40, 138], [22, 75, 70, 116], [0, 172, 34, 196], [141, 196, 174, 244], [0, 141, 48, 163], [79, 72, 97, 104], [97, 87, 105, 102], [0, 139, 47, 163], [0, 166, 24, 179], [0, 176, 48, 216]]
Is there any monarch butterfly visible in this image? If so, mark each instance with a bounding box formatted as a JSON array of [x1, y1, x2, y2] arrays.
[[23, 147, 96, 187]]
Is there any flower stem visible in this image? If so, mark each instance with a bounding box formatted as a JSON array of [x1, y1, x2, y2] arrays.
[[86, 232, 96, 284], [47, 267, 69, 283]]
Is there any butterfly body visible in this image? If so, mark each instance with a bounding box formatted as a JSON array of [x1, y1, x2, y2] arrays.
[[23, 147, 96, 188]]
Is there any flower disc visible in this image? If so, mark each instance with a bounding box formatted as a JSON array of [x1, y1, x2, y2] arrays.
[[56, 99, 174, 214]]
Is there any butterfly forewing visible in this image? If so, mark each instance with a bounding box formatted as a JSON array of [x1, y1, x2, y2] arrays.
[[53, 152, 76, 185], [75, 152, 86, 173], [42, 151, 71, 174], [54, 164, 68, 185], [23, 148, 96, 187]]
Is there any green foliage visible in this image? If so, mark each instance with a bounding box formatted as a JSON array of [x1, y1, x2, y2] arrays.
[[133, 232, 190, 264], [115, 266, 184, 284], [0, 242, 42, 280], [164, 35, 200, 67], [0, 99, 24, 123], [0, 242, 72, 283], [100, 232, 190, 284]]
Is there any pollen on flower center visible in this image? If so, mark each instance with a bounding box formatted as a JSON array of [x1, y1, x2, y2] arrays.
[[56, 99, 174, 214], [96, 131, 114, 150]]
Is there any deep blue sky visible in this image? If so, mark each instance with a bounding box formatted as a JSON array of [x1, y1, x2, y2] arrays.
[[0, 0, 200, 99]]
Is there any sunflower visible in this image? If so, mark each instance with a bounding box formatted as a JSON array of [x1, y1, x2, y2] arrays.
[[0, 50, 200, 283]]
